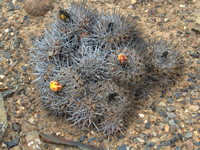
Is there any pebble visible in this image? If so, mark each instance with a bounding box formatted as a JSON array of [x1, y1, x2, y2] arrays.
[[187, 140, 194, 149], [182, 92, 187, 97], [167, 112, 176, 119], [163, 140, 171, 146], [157, 13, 164, 18], [146, 142, 154, 147], [169, 119, 178, 127], [26, 131, 41, 150], [136, 137, 144, 143], [117, 145, 127, 150], [24, 0, 51, 17], [190, 53, 199, 58], [176, 145, 182, 150], [138, 113, 144, 118], [22, 66, 28, 72], [12, 36, 21, 49], [174, 93, 180, 99], [159, 123, 166, 129], [169, 125, 176, 134], [167, 98, 173, 103], [186, 118, 192, 124], [185, 132, 193, 138], [15, 110, 22, 118], [28, 117, 37, 125], [178, 133, 183, 140], [2, 16, 7, 22], [158, 102, 166, 107], [6, 138, 20, 149], [87, 137, 96, 143], [167, 106, 177, 112], [12, 123, 21, 133], [189, 105, 199, 112], [165, 124, 169, 132], [149, 115, 156, 122], [145, 122, 150, 129], [194, 142, 200, 146]]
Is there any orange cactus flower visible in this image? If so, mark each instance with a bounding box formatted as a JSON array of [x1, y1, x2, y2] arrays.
[[50, 81, 63, 92], [118, 53, 127, 64]]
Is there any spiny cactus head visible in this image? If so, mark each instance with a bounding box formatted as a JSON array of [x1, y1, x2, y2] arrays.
[[50, 81, 63, 92]]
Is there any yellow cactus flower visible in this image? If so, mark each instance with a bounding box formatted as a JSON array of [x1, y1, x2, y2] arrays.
[[59, 14, 66, 20], [118, 53, 127, 64], [50, 81, 63, 92]]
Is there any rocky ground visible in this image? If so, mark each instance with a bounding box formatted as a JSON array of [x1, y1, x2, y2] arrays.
[[0, 0, 200, 150]]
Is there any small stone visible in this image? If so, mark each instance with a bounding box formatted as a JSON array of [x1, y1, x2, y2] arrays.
[[186, 118, 192, 124], [194, 142, 200, 146], [177, 31, 183, 34], [159, 123, 166, 129], [167, 106, 177, 112], [165, 124, 169, 132], [24, 0, 52, 17], [145, 122, 150, 129], [146, 142, 155, 147], [163, 117, 168, 123], [19, 131, 26, 137], [0, 93, 8, 140], [187, 140, 194, 149], [185, 132, 193, 138], [159, 102, 166, 107], [2, 16, 7, 22], [134, 127, 141, 132], [138, 113, 144, 118], [167, 112, 176, 119], [167, 98, 173, 103], [12, 36, 20, 49], [28, 117, 37, 125], [182, 92, 187, 97], [6, 138, 20, 149], [169, 125, 176, 134], [78, 135, 84, 142], [0, 42, 3, 48], [117, 145, 127, 150], [56, 132, 61, 136], [163, 140, 171, 146], [6, 52, 10, 59], [190, 53, 199, 58], [149, 115, 157, 122], [189, 105, 199, 112], [169, 119, 178, 127], [178, 133, 183, 140], [87, 137, 96, 143], [26, 131, 41, 150], [144, 109, 153, 113], [12, 123, 21, 133], [136, 137, 144, 143], [174, 93, 180, 99], [157, 13, 164, 18], [176, 145, 182, 150], [8, 0, 15, 11], [15, 110, 22, 118], [192, 14, 200, 32], [22, 66, 28, 72]]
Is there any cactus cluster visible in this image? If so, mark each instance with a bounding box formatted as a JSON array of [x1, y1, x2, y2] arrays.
[[30, 1, 185, 138]]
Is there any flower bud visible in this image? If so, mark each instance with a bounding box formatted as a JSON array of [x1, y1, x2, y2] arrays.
[[118, 53, 127, 64], [50, 81, 63, 92]]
